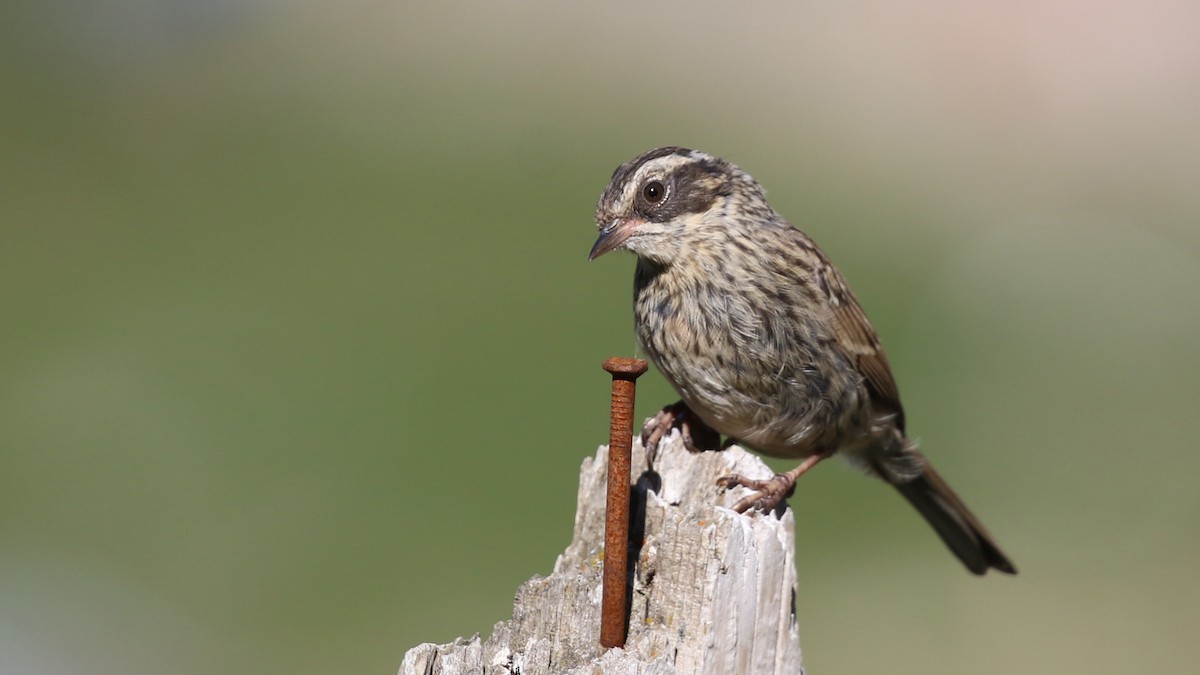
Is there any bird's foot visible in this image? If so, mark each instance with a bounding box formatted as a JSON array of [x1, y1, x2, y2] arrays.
[[718, 473, 797, 514], [718, 451, 832, 514], [641, 401, 723, 466]]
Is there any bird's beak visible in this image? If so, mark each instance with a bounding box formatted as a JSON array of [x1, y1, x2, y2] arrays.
[[589, 218, 640, 260]]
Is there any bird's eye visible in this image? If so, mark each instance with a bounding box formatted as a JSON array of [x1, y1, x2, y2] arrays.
[[642, 181, 666, 204]]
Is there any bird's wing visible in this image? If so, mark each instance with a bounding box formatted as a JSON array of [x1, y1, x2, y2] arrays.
[[818, 257, 907, 432]]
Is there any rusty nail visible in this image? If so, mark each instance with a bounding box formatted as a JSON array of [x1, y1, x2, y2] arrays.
[[599, 356, 648, 649]]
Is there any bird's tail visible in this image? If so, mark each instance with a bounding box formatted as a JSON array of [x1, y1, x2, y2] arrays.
[[889, 463, 1017, 575]]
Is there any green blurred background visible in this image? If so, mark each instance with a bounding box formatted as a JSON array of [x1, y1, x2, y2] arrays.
[[3, 1, 1198, 673]]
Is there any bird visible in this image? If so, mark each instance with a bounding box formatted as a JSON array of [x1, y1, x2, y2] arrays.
[[588, 146, 1015, 575]]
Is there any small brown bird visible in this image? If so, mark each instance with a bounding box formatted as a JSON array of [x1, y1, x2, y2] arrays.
[[589, 146, 1015, 575]]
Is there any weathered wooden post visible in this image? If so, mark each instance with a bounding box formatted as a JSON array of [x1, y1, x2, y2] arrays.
[[398, 423, 804, 675]]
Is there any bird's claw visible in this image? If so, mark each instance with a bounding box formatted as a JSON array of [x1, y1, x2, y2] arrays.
[[641, 401, 722, 462], [718, 473, 796, 514]]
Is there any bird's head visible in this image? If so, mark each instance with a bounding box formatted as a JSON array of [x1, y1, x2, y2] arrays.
[[589, 146, 769, 264]]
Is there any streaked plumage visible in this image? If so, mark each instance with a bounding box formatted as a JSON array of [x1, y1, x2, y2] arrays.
[[590, 146, 1015, 575]]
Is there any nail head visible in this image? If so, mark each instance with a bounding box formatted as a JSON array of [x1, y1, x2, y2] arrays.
[[603, 357, 648, 377]]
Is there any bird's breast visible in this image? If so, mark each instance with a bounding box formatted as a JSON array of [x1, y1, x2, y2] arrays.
[[633, 260, 868, 458]]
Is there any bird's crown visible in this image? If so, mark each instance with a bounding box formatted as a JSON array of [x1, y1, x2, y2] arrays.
[[596, 147, 745, 226]]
